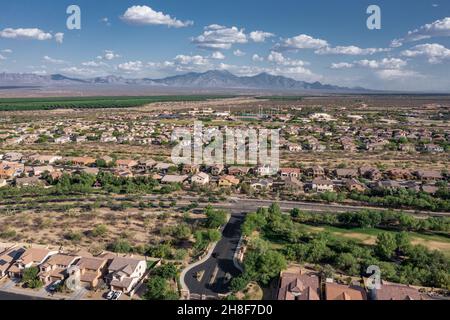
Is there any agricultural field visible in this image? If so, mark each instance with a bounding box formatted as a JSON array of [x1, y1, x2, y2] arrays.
[[0, 95, 233, 111]]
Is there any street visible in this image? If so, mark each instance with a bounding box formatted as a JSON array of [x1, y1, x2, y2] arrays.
[[183, 211, 245, 298]]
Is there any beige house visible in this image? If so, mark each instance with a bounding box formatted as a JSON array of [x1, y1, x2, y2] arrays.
[[0, 246, 25, 278], [106, 256, 147, 294], [218, 175, 240, 187], [7, 247, 58, 278], [38, 254, 80, 284], [75, 256, 109, 289], [191, 172, 210, 185]]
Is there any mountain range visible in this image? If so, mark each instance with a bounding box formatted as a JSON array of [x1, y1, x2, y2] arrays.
[[0, 70, 370, 93]]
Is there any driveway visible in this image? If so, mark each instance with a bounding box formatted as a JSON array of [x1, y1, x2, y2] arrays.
[[183, 211, 245, 298]]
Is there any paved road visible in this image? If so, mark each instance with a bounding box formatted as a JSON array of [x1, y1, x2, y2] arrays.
[[140, 195, 447, 217], [184, 211, 245, 298]]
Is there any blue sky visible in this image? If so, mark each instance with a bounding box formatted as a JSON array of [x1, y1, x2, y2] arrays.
[[0, 0, 449, 91]]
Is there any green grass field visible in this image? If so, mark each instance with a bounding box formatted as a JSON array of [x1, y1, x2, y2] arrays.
[[300, 224, 450, 256], [0, 95, 233, 111]]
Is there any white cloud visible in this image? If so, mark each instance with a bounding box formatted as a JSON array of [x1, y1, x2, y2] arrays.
[[43, 55, 67, 64], [101, 17, 111, 26], [275, 34, 329, 51], [252, 54, 264, 62], [54, 32, 64, 44], [218, 62, 321, 82], [121, 5, 193, 28], [331, 58, 407, 70], [401, 43, 450, 63], [267, 51, 308, 66], [82, 60, 108, 67], [1, 49, 12, 54], [97, 50, 120, 60], [192, 25, 247, 50], [174, 54, 210, 65], [249, 31, 274, 43], [330, 62, 354, 69], [0, 54, 6, 60], [117, 60, 144, 72], [233, 49, 246, 57], [211, 51, 225, 60], [391, 17, 450, 47], [375, 69, 420, 80], [315, 45, 390, 55], [0, 28, 53, 41], [356, 58, 407, 69], [60, 67, 98, 77]]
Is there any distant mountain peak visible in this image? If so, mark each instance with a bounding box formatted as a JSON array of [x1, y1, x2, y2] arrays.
[[0, 70, 372, 92]]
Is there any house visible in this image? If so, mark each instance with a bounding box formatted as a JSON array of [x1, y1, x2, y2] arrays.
[[106, 256, 147, 294], [277, 176, 304, 194], [210, 164, 224, 175], [191, 172, 210, 185], [7, 247, 58, 278], [29, 155, 62, 164], [370, 282, 428, 300], [359, 166, 382, 180], [218, 175, 240, 187], [15, 176, 47, 188], [325, 282, 367, 300], [386, 168, 412, 180], [161, 175, 188, 184], [55, 136, 71, 144], [32, 165, 54, 176], [0, 167, 15, 179], [228, 166, 251, 176], [277, 271, 320, 300], [414, 170, 443, 181], [38, 254, 80, 284], [137, 159, 156, 172], [75, 256, 109, 289], [70, 157, 96, 167], [250, 179, 273, 191], [345, 179, 367, 193], [335, 169, 359, 179], [114, 169, 134, 178], [256, 164, 277, 176], [0, 162, 25, 178], [307, 166, 325, 177], [376, 180, 404, 190], [181, 164, 199, 175], [280, 168, 301, 179], [3, 152, 23, 162], [154, 162, 173, 173], [116, 159, 138, 170], [0, 246, 25, 278], [311, 178, 334, 193]]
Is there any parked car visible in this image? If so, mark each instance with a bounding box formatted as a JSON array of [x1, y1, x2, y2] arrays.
[[112, 291, 122, 300], [48, 280, 62, 292], [106, 291, 115, 300]]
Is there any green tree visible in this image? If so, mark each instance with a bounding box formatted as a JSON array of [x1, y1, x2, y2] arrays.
[[205, 206, 227, 228], [375, 232, 397, 260], [109, 238, 132, 253], [153, 263, 178, 280], [144, 275, 179, 300], [22, 267, 43, 289]]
